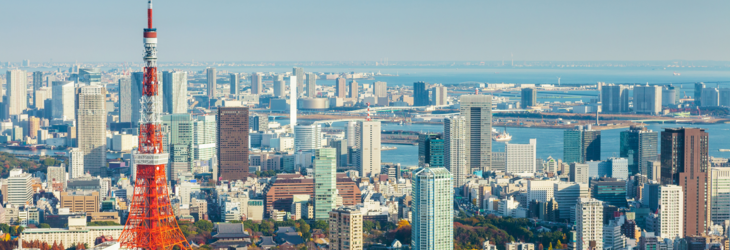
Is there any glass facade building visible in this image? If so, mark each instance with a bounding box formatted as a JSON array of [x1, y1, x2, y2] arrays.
[[411, 166, 453, 250]]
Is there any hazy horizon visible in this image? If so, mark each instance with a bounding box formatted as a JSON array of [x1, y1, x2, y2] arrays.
[[2, 0, 728, 62]]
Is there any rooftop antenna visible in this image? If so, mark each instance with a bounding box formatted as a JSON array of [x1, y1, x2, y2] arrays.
[[366, 102, 372, 121]]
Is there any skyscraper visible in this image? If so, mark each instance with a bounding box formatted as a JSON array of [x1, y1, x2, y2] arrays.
[[193, 115, 216, 161], [76, 85, 107, 176], [6, 70, 27, 116], [575, 198, 603, 250], [206, 67, 216, 101], [68, 148, 84, 179], [329, 207, 363, 250], [293, 67, 304, 97], [620, 126, 658, 175], [660, 127, 710, 237], [250, 72, 262, 95], [520, 88, 537, 108], [7, 169, 32, 206], [444, 116, 467, 187], [373, 81, 387, 98], [460, 95, 492, 172], [52, 81, 75, 121], [411, 166, 453, 250], [314, 148, 336, 220], [601, 84, 630, 113], [634, 84, 663, 114], [563, 126, 600, 164], [695, 82, 705, 106], [335, 77, 347, 98], [432, 85, 447, 106], [217, 107, 250, 181], [663, 85, 679, 106], [32, 71, 43, 92], [418, 134, 444, 168], [505, 139, 537, 174], [701, 88, 720, 107], [306, 73, 317, 98], [358, 121, 381, 177], [273, 79, 285, 98], [710, 167, 730, 226], [249, 113, 269, 132], [118, 77, 133, 124], [290, 76, 297, 126], [413, 81, 429, 106], [163, 71, 188, 114], [78, 68, 101, 85], [34, 87, 50, 110], [294, 124, 322, 151], [349, 80, 359, 100], [229, 73, 239, 95], [163, 114, 194, 181]]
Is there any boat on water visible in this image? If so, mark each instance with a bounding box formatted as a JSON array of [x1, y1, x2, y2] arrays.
[[492, 128, 512, 142], [720, 149, 730, 152]]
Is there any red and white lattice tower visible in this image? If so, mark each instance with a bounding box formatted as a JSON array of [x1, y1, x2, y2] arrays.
[[366, 102, 372, 121], [118, 1, 191, 249]]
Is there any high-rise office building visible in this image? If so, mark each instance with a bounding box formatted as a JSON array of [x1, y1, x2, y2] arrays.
[[6, 70, 27, 116], [290, 76, 298, 126], [32, 71, 43, 92], [346, 121, 357, 148], [660, 127, 709, 237], [590, 178, 628, 208], [193, 115, 217, 161], [76, 86, 107, 176], [444, 116, 467, 187], [570, 163, 590, 184], [68, 148, 84, 179], [373, 81, 387, 98], [601, 84, 630, 113], [206, 67, 216, 101], [413, 81, 429, 106], [294, 124, 322, 151], [634, 85, 663, 114], [710, 167, 730, 226], [273, 75, 285, 98], [306, 73, 317, 98], [349, 80, 358, 100], [663, 85, 679, 106], [314, 148, 336, 220], [52, 81, 75, 121], [460, 95, 492, 172], [620, 126, 658, 175], [229, 73, 239, 95], [411, 166, 453, 250], [250, 72, 262, 95], [418, 134, 444, 168], [432, 86, 447, 106], [28, 117, 39, 138], [329, 207, 363, 250], [520, 88, 537, 108], [701, 88, 720, 107], [118, 77, 133, 124], [163, 114, 194, 181], [358, 121, 381, 177], [335, 77, 347, 99], [505, 139, 537, 174], [217, 107, 250, 181], [249, 113, 269, 132], [163, 71, 188, 114], [563, 125, 600, 164], [695, 82, 705, 106], [7, 169, 32, 206], [720, 88, 730, 107], [293, 67, 304, 97], [575, 198, 603, 250], [78, 68, 101, 85], [34, 87, 50, 110]]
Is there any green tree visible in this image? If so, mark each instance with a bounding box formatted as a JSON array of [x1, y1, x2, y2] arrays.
[[363, 220, 376, 232], [194, 220, 214, 233], [39, 223, 51, 228], [311, 220, 328, 234]]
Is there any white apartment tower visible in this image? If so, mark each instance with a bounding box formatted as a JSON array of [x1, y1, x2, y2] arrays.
[[329, 207, 364, 250], [634, 84, 662, 114], [575, 198, 603, 250], [444, 116, 468, 187], [505, 139, 537, 174], [163, 71, 188, 114], [658, 185, 683, 238], [411, 166, 453, 250], [358, 121, 381, 177], [6, 70, 28, 116], [68, 148, 84, 178], [7, 169, 32, 206], [76, 86, 107, 176], [459, 95, 492, 172], [432, 86, 448, 106]]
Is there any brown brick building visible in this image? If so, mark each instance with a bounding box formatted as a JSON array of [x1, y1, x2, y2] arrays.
[[660, 127, 710, 237], [217, 107, 249, 181], [264, 173, 361, 215]]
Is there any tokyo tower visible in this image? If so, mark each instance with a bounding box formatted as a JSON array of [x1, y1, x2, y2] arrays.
[[118, 1, 192, 249]]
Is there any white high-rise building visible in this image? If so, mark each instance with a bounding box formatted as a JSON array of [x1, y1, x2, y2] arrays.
[[34, 87, 51, 110], [411, 166, 453, 250], [294, 124, 322, 151], [206, 67, 216, 100], [329, 207, 363, 250], [251, 72, 262, 95], [702, 88, 720, 107], [306, 73, 317, 98], [163, 71, 188, 114], [554, 182, 590, 222], [68, 148, 84, 178], [76, 86, 107, 176], [358, 121, 381, 177], [373, 81, 387, 97], [657, 185, 683, 238], [505, 139, 537, 174], [6, 70, 28, 116], [575, 198, 603, 250], [47, 166, 66, 188], [178, 181, 200, 205], [290, 76, 297, 126], [634, 84, 662, 114], [432, 86, 448, 106], [444, 116, 468, 187], [346, 121, 357, 148], [527, 180, 557, 203], [7, 169, 32, 206], [460, 95, 492, 172], [710, 167, 730, 226], [570, 163, 590, 184]]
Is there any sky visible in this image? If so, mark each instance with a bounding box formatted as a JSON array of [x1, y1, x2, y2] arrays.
[[2, 0, 729, 62]]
